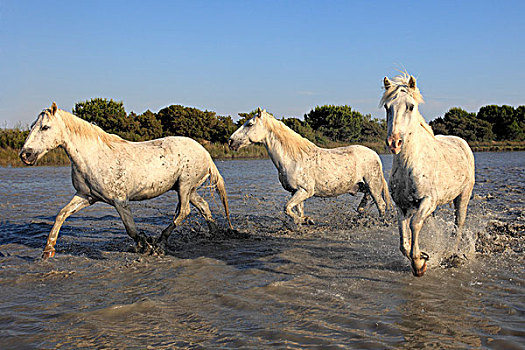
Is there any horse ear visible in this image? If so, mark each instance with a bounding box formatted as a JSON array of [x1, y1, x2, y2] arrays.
[[257, 107, 262, 115], [383, 77, 391, 89], [51, 102, 58, 115], [408, 76, 417, 89]]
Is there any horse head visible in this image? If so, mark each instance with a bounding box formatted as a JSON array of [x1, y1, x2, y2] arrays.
[[20, 102, 65, 165], [228, 107, 268, 151], [382, 75, 425, 154]]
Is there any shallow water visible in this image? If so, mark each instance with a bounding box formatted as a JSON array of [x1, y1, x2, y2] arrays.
[[0, 152, 523, 349]]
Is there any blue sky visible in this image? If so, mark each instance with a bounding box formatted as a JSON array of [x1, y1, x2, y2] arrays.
[[1, 1, 524, 127]]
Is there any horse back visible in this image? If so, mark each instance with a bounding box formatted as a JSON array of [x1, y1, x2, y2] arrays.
[[308, 145, 381, 197]]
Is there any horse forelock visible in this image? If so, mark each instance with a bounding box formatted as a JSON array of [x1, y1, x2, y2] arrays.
[[380, 74, 424, 107], [56, 110, 125, 147], [261, 112, 315, 160]]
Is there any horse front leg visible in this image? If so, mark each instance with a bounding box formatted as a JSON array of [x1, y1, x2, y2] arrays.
[[285, 188, 314, 225], [396, 208, 411, 259], [114, 200, 153, 254], [409, 197, 436, 277], [42, 194, 93, 259]]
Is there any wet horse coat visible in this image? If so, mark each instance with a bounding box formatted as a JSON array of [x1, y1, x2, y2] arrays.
[[228, 108, 390, 224], [381, 74, 475, 276], [20, 103, 232, 258]]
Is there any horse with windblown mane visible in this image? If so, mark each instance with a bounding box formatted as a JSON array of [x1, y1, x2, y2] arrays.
[[381, 74, 475, 276], [20, 102, 233, 259], [228, 108, 391, 225]]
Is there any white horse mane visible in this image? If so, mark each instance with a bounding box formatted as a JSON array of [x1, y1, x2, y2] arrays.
[[260, 111, 316, 160], [49, 108, 126, 147], [380, 73, 434, 137]]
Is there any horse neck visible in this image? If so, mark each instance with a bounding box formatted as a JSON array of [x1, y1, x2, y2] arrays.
[[59, 113, 116, 167], [396, 119, 436, 167], [263, 130, 297, 171]]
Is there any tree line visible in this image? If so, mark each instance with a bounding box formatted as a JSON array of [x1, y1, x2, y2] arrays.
[[1, 98, 524, 152], [429, 105, 524, 142]]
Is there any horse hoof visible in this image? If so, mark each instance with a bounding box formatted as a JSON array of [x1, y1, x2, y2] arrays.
[[411, 261, 427, 277], [42, 250, 55, 260], [305, 217, 315, 225]]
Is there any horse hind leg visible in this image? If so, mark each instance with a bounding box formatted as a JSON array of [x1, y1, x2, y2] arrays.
[[189, 190, 219, 237], [363, 176, 387, 218], [156, 184, 192, 249], [356, 183, 370, 214], [453, 186, 473, 251]]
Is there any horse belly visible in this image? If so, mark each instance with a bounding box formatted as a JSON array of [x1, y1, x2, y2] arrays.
[[314, 173, 358, 197], [128, 161, 181, 201]]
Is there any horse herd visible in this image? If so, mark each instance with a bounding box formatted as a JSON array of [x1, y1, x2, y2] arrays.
[[19, 74, 475, 277]]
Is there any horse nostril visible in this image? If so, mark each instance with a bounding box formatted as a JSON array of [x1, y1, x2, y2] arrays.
[[396, 139, 403, 147]]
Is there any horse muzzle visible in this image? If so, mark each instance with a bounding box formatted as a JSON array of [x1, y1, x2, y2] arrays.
[[227, 139, 240, 151], [19, 148, 38, 165], [386, 134, 403, 154]]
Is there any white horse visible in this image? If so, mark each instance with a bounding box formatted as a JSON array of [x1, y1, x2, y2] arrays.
[[228, 108, 390, 225], [381, 74, 475, 276], [20, 102, 233, 259]]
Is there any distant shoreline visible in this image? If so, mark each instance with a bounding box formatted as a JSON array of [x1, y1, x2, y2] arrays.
[[2, 141, 524, 167]]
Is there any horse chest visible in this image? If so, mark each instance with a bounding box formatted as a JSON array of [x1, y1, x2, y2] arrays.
[[278, 171, 297, 192], [390, 166, 428, 209]]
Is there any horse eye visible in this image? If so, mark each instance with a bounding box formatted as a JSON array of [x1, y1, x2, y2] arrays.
[[408, 104, 414, 112], [42, 125, 50, 131]]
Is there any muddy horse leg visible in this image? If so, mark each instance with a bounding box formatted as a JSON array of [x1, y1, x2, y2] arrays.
[[190, 190, 219, 237], [453, 185, 473, 251], [285, 188, 314, 225], [157, 184, 192, 248], [42, 194, 93, 259], [114, 200, 153, 254], [363, 175, 387, 218], [397, 208, 411, 259], [357, 190, 370, 213]]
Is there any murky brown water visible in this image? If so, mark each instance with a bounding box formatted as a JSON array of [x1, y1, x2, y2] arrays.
[[0, 152, 523, 349]]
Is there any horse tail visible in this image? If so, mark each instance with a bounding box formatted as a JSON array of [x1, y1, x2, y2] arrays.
[[381, 174, 393, 211], [208, 162, 233, 230]]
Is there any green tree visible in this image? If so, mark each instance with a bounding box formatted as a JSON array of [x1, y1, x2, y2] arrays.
[[304, 105, 364, 142], [236, 110, 258, 127], [210, 115, 236, 143], [477, 105, 517, 140], [0, 129, 29, 148], [73, 98, 138, 138], [134, 110, 163, 141], [157, 104, 230, 142], [360, 114, 387, 142], [430, 107, 494, 141], [511, 106, 525, 141]]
